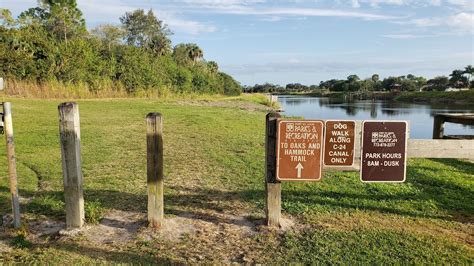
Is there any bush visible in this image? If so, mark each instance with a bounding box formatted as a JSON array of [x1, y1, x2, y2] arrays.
[[0, 25, 242, 97]]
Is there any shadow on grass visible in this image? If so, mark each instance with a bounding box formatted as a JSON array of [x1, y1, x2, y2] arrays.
[[428, 158, 474, 175], [1, 159, 472, 226], [43, 242, 173, 264]]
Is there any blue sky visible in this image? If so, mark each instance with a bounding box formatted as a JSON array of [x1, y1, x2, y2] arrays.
[[2, 0, 473, 85]]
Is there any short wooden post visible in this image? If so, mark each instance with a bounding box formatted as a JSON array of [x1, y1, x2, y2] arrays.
[[432, 115, 445, 139], [146, 113, 164, 228], [3, 102, 21, 228], [58, 102, 84, 229], [265, 112, 281, 227]]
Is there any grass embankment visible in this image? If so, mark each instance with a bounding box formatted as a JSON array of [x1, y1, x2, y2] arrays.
[[0, 97, 473, 263], [4, 79, 243, 100], [274, 91, 324, 97], [4, 79, 280, 110], [396, 90, 474, 105]]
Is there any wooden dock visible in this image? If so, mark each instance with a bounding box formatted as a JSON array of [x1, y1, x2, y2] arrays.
[[432, 113, 474, 139]]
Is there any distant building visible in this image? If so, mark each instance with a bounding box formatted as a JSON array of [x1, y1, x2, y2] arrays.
[[390, 84, 401, 92], [419, 85, 429, 92], [445, 87, 469, 92]]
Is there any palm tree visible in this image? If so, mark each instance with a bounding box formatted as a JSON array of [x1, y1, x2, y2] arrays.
[[371, 74, 379, 83], [149, 34, 171, 56], [464, 65, 474, 87], [188, 44, 203, 63], [449, 69, 468, 88]]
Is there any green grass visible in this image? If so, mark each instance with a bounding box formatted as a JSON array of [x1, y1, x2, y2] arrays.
[[395, 90, 474, 104], [0, 97, 472, 263], [279, 228, 472, 264]]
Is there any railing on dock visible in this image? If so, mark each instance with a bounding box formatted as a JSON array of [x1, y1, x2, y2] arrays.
[[432, 113, 474, 140]]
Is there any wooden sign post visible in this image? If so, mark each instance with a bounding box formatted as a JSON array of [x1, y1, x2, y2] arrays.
[[361, 121, 408, 182], [58, 102, 85, 228], [276, 120, 324, 181], [3, 102, 21, 228], [324, 120, 356, 167], [265, 112, 281, 227], [146, 113, 164, 228]]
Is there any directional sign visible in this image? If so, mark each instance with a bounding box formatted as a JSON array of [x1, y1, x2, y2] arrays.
[[324, 120, 355, 166], [276, 120, 324, 181], [361, 121, 408, 182]]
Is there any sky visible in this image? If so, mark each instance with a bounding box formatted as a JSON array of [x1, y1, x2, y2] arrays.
[[2, 0, 473, 86]]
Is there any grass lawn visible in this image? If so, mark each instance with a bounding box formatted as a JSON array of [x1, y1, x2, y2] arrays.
[[0, 97, 472, 263]]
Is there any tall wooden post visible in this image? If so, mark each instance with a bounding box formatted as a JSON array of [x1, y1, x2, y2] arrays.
[[265, 112, 281, 227], [58, 102, 84, 229], [3, 102, 21, 228], [432, 115, 445, 139], [146, 113, 164, 228]]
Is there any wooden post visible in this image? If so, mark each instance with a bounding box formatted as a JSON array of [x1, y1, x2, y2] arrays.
[[265, 112, 281, 227], [432, 115, 445, 139], [58, 102, 84, 229], [146, 113, 164, 228], [3, 102, 21, 228]]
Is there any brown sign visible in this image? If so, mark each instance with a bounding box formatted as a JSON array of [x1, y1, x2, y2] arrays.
[[276, 120, 324, 181], [324, 120, 356, 166], [361, 121, 408, 182]]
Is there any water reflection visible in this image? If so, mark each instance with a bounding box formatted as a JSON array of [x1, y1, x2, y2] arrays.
[[278, 95, 474, 139], [283, 97, 320, 106]]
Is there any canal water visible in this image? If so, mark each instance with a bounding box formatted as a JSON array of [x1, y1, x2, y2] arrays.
[[277, 95, 474, 139]]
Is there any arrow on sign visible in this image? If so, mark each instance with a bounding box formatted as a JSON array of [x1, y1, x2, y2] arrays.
[[295, 163, 304, 178]]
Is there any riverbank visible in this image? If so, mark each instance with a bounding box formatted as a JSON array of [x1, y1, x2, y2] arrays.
[[395, 90, 474, 105], [273, 90, 474, 105], [273, 91, 324, 97], [0, 98, 472, 263], [273, 91, 398, 101]]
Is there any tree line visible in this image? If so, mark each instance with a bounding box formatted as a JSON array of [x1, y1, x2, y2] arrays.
[[0, 1, 241, 96], [244, 66, 474, 93]]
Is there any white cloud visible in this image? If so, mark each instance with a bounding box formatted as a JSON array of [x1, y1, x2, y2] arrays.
[[352, 0, 469, 10], [351, 0, 361, 8], [381, 33, 424, 38], [446, 12, 474, 32], [367, 0, 405, 7], [288, 58, 301, 64], [178, 0, 266, 4], [447, 0, 474, 11], [166, 18, 217, 34], [77, 0, 217, 35], [411, 17, 440, 27], [172, 0, 400, 20], [357, 0, 442, 7], [210, 6, 399, 20], [408, 12, 474, 33], [259, 16, 283, 21]]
